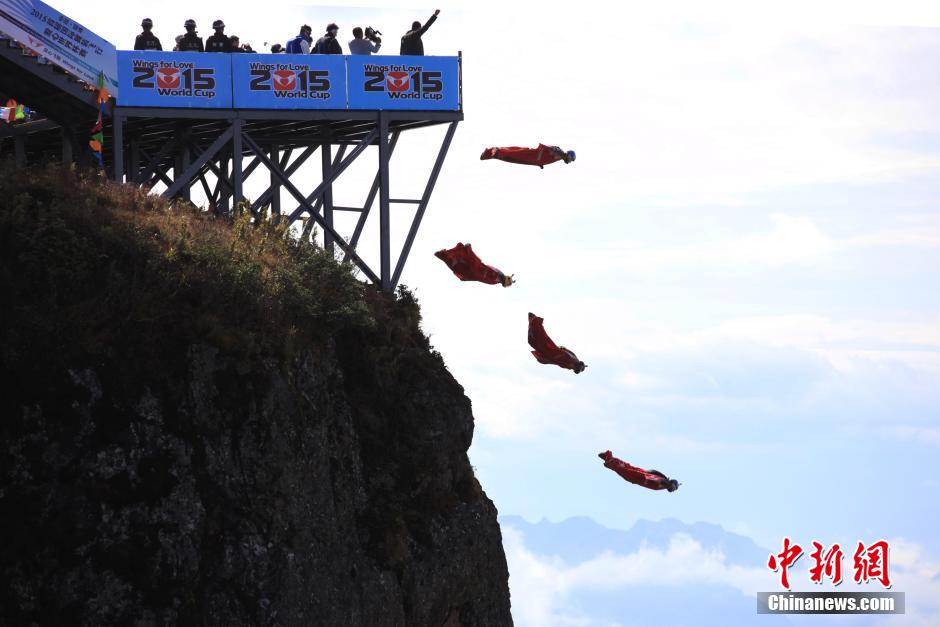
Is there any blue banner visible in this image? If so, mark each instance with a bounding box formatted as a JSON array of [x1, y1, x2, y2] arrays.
[[117, 51, 232, 108], [231, 53, 345, 109], [0, 0, 119, 95], [346, 55, 459, 111]]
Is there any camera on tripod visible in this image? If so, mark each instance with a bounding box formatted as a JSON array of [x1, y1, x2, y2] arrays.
[[364, 26, 382, 43]]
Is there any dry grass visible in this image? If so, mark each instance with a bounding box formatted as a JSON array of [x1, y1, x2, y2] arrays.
[[0, 163, 391, 366]]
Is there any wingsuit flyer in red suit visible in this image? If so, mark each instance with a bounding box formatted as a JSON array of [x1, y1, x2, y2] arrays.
[[527, 312, 586, 373], [480, 144, 576, 168], [598, 450, 680, 492], [435, 243, 515, 286]]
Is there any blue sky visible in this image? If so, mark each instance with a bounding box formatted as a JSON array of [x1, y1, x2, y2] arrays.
[[45, 0, 940, 622]]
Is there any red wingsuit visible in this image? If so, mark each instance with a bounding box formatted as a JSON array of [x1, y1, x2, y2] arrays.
[[528, 312, 586, 373], [480, 144, 572, 168], [598, 450, 678, 492], [435, 243, 514, 287]]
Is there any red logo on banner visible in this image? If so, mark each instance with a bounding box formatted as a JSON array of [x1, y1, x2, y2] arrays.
[[386, 71, 411, 92], [157, 68, 180, 89], [273, 69, 296, 90]]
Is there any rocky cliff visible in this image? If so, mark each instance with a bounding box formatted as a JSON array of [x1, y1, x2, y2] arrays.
[[0, 166, 512, 626]]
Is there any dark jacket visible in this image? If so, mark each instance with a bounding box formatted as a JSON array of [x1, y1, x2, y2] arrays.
[[134, 31, 162, 51], [400, 13, 437, 55], [205, 33, 232, 52], [177, 32, 204, 52], [313, 34, 342, 54]]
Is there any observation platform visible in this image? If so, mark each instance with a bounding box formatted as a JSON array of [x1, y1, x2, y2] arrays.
[[1, 3, 463, 291]]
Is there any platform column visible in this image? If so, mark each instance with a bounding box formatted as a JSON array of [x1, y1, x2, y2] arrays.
[[113, 111, 124, 183], [269, 142, 280, 221], [378, 112, 391, 290], [172, 122, 190, 200], [219, 151, 231, 215], [232, 118, 243, 209], [321, 135, 334, 255], [60, 126, 73, 164], [129, 135, 140, 182]]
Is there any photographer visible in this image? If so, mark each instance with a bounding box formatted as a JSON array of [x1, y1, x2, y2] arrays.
[[349, 26, 382, 55], [229, 36, 253, 53]]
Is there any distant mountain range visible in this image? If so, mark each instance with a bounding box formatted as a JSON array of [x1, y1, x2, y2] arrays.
[[499, 516, 885, 627], [500, 514, 769, 567]]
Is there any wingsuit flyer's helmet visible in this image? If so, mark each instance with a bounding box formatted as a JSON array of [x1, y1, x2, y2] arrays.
[[567, 150, 576, 162], [667, 479, 680, 492], [184, 19, 196, 29], [213, 20, 225, 30], [141, 18, 153, 28]]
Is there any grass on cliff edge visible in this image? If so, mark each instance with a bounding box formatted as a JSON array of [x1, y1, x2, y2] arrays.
[[0, 164, 425, 364]]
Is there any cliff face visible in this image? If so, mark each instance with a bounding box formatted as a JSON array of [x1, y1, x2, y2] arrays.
[[0, 167, 512, 626]]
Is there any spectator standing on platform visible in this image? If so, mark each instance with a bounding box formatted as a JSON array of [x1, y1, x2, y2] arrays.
[[270, 43, 285, 53], [134, 18, 162, 51], [313, 23, 343, 54], [349, 26, 381, 55], [286, 24, 313, 54], [400, 10, 439, 55], [177, 20, 204, 52], [205, 20, 232, 52], [230, 37, 253, 53]]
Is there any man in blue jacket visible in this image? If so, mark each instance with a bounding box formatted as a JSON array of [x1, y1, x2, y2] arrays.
[[286, 25, 313, 54]]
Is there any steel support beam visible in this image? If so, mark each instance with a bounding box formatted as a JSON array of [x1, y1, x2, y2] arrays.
[[162, 124, 235, 200], [138, 147, 175, 188], [197, 173, 213, 203], [283, 128, 378, 224], [269, 143, 280, 220], [129, 136, 140, 181], [378, 112, 392, 290], [248, 145, 317, 215], [243, 154, 262, 182], [112, 111, 124, 183], [135, 135, 179, 186], [321, 138, 334, 255], [60, 126, 72, 164], [185, 139, 235, 196], [239, 130, 380, 284], [391, 121, 459, 287], [345, 131, 400, 263], [219, 152, 231, 214], [231, 119, 243, 208]]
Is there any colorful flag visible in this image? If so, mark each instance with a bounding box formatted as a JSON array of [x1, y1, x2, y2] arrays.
[[89, 72, 108, 167]]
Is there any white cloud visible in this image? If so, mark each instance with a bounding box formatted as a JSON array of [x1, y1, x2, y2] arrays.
[[504, 525, 940, 627], [503, 526, 769, 626]]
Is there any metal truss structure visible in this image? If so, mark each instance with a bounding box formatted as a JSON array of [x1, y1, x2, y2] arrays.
[[110, 108, 460, 291]]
